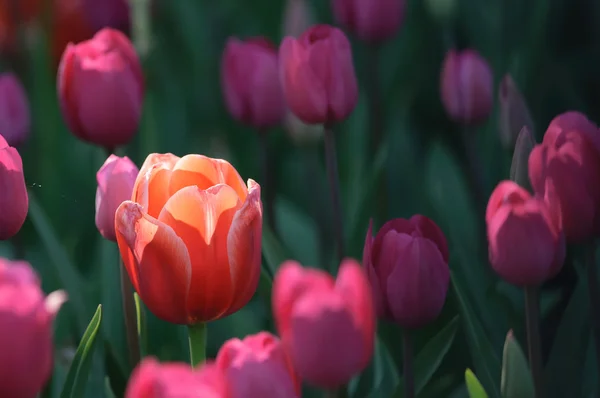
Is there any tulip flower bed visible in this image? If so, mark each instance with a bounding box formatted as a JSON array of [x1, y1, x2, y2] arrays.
[[1, 0, 600, 397]]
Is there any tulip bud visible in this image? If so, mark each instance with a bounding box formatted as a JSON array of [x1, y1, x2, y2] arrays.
[[273, 259, 375, 389], [0, 258, 67, 398], [216, 332, 300, 398], [440, 49, 493, 125], [0, 73, 30, 147], [279, 24, 358, 125], [57, 28, 144, 149], [95, 154, 139, 242], [363, 216, 450, 328], [125, 358, 232, 398], [82, 0, 130, 32], [509, 126, 535, 190], [498, 75, 534, 149], [486, 180, 565, 285], [221, 37, 285, 129], [331, 0, 405, 43], [0, 135, 28, 240], [528, 111, 600, 242]]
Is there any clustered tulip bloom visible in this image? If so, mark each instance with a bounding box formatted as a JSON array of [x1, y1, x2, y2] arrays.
[[331, 0, 405, 43], [0, 258, 66, 398], [0, 73, 30, 147], [363, 216, 450, 328], [58, 28, 144, 149], [95, 154, 139, 242], [221, 37, 285, 129], [0, 134, 28, 240], [273, 259, 375, 388], [115, 153, 263, 324]]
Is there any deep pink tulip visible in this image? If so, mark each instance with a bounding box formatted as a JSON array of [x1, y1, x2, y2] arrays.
[[440, 49, 493, 125], [273, 259, 375, 389], [0, 258, 67, 398], [486, 180, 565, 285], [82, 0, 130, 32], [57, 28, 144, 148], [528, 111, 600, 242], [216, 331, 300, 398], [221, 37, 285, 129], [0, 134, 28, 240], [0, 73, 30, 147], [279, 24, 358, 125], [363, 216, 450, 329], [95, 154, 139, 241], [125, 358, 231, 398], [331, 0, 405, 43]]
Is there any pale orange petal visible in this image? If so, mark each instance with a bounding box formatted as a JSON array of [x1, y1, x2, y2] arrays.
[[115, 200, 192, 324], [135, 164, 175, 218], [132, 153, 179, 204], [158, 184, 242, 322]]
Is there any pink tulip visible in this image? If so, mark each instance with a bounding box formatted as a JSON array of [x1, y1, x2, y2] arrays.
[[0, 73, 30, 147], [0, 134, 28, 240], [331, 0, 405, 43]]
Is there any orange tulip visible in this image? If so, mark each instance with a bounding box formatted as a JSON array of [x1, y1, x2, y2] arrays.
[[115, 153, 263, 325]]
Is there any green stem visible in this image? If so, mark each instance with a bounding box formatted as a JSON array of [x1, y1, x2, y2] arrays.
[[188, 323, 207, 367], [585, 243, 600, 389], [403, 329, 415, 398], [323, 386, 348, 398], [134, 293, 147, 358], [324, 125, 345, 267], [258, 131, 277, 235], [120, 257, 141, 367], [524, 286, 544, 398]]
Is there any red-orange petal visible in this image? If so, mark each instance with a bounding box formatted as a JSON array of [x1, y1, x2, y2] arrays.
[[158, 184, 242, 322], [115, 200, 192, 324]]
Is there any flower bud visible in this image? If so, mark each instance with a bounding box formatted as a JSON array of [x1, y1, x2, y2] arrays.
[[279, 24, 358, 125], [216, 332, 300, 398], [0, 258, 67, 398], [331, 0, 405, 43], [440, 49, 493, 125], [509, 126, 535, 190], [95, 154, 139, 242], [363, 216, 450, 328], [0, 135, 28, 240], [486, 180, 565, 285], [273, 259, 375, 389], [221, 37, 285, 129], [0, 73, 30, 147], [498, 74, 534, 149], [57, 28, 144, 149]]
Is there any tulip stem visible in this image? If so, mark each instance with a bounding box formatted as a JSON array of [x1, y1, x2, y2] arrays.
[[259, 131, 277, 235], [324, 125, 345, 266], [120, 257, 141, 368], [585, 243, 600, 387], [403, 329, 415, 398], [524, 286, 544, 398], [188, 322, 207, 367], [323, 386, 348, 398]]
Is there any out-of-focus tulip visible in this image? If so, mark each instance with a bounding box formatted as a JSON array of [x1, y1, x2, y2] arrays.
[[331, 0, 405, 43], [0, 134, 28, 240], [363, 216, 450, 328], [125, 358, 231, 398], [273, 259, 375, 388], [216, 331, 299, 398], [279, 24, 358, 125], [82, 0, 130, 32], [51, 0, 97, 67], [95, 154, 139, 242], [0, 73, 30, 147], [498, 75, 534, 149], [221, 37, 285, 129], [486, 180, 565, 285], [509, 126, 535, 190], [57, 28, 144, 149], [115, 153, 262, 325], [0, 258, 67, 398], [528, 111, 600, 242], [440, 49, 493, 125]]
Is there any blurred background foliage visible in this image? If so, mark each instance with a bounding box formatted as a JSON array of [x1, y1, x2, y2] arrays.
[[1, 0, 600, 396]]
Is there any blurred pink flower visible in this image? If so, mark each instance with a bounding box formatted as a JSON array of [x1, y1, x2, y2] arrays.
[[331, 0, 405, 43], [0, 73, 30, 147], [0, 134, 28, 240]]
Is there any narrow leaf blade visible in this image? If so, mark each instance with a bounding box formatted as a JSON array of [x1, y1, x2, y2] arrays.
[[466, 369, 489, 398]]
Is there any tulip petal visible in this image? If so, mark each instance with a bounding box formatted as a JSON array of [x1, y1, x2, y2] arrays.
[[158, 184, 241, 322], [169, 155, 248, 201], [115, 201, 191, 324], [134, 162, 176, 218], [409, 215, 450, 262], [0, 146, 28, 240]]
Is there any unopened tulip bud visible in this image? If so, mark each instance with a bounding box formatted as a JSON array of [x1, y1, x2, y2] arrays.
[[331, 0, 406, 43], [509, 126, 535, 190], [498, 75, 534, 149], [0, 135, 28, 240], [0, 73, 30, 147], [57, 28, 144, 149], [440, 49, 493, 126], [95, 155, 139, 242]]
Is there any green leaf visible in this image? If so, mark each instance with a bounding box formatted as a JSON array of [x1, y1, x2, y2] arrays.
[[452, 272, 502, 397], [274, 198, 319, 267], [28, 191, 88, 333], [60, 305, 103, 398], [349, 335, 399, 398], [134, 293, 148, 359], [262, 224, 293, 276], [466, 369, 489, 398], [501, 331, 535, 398], [394, 316, 460, 397]]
